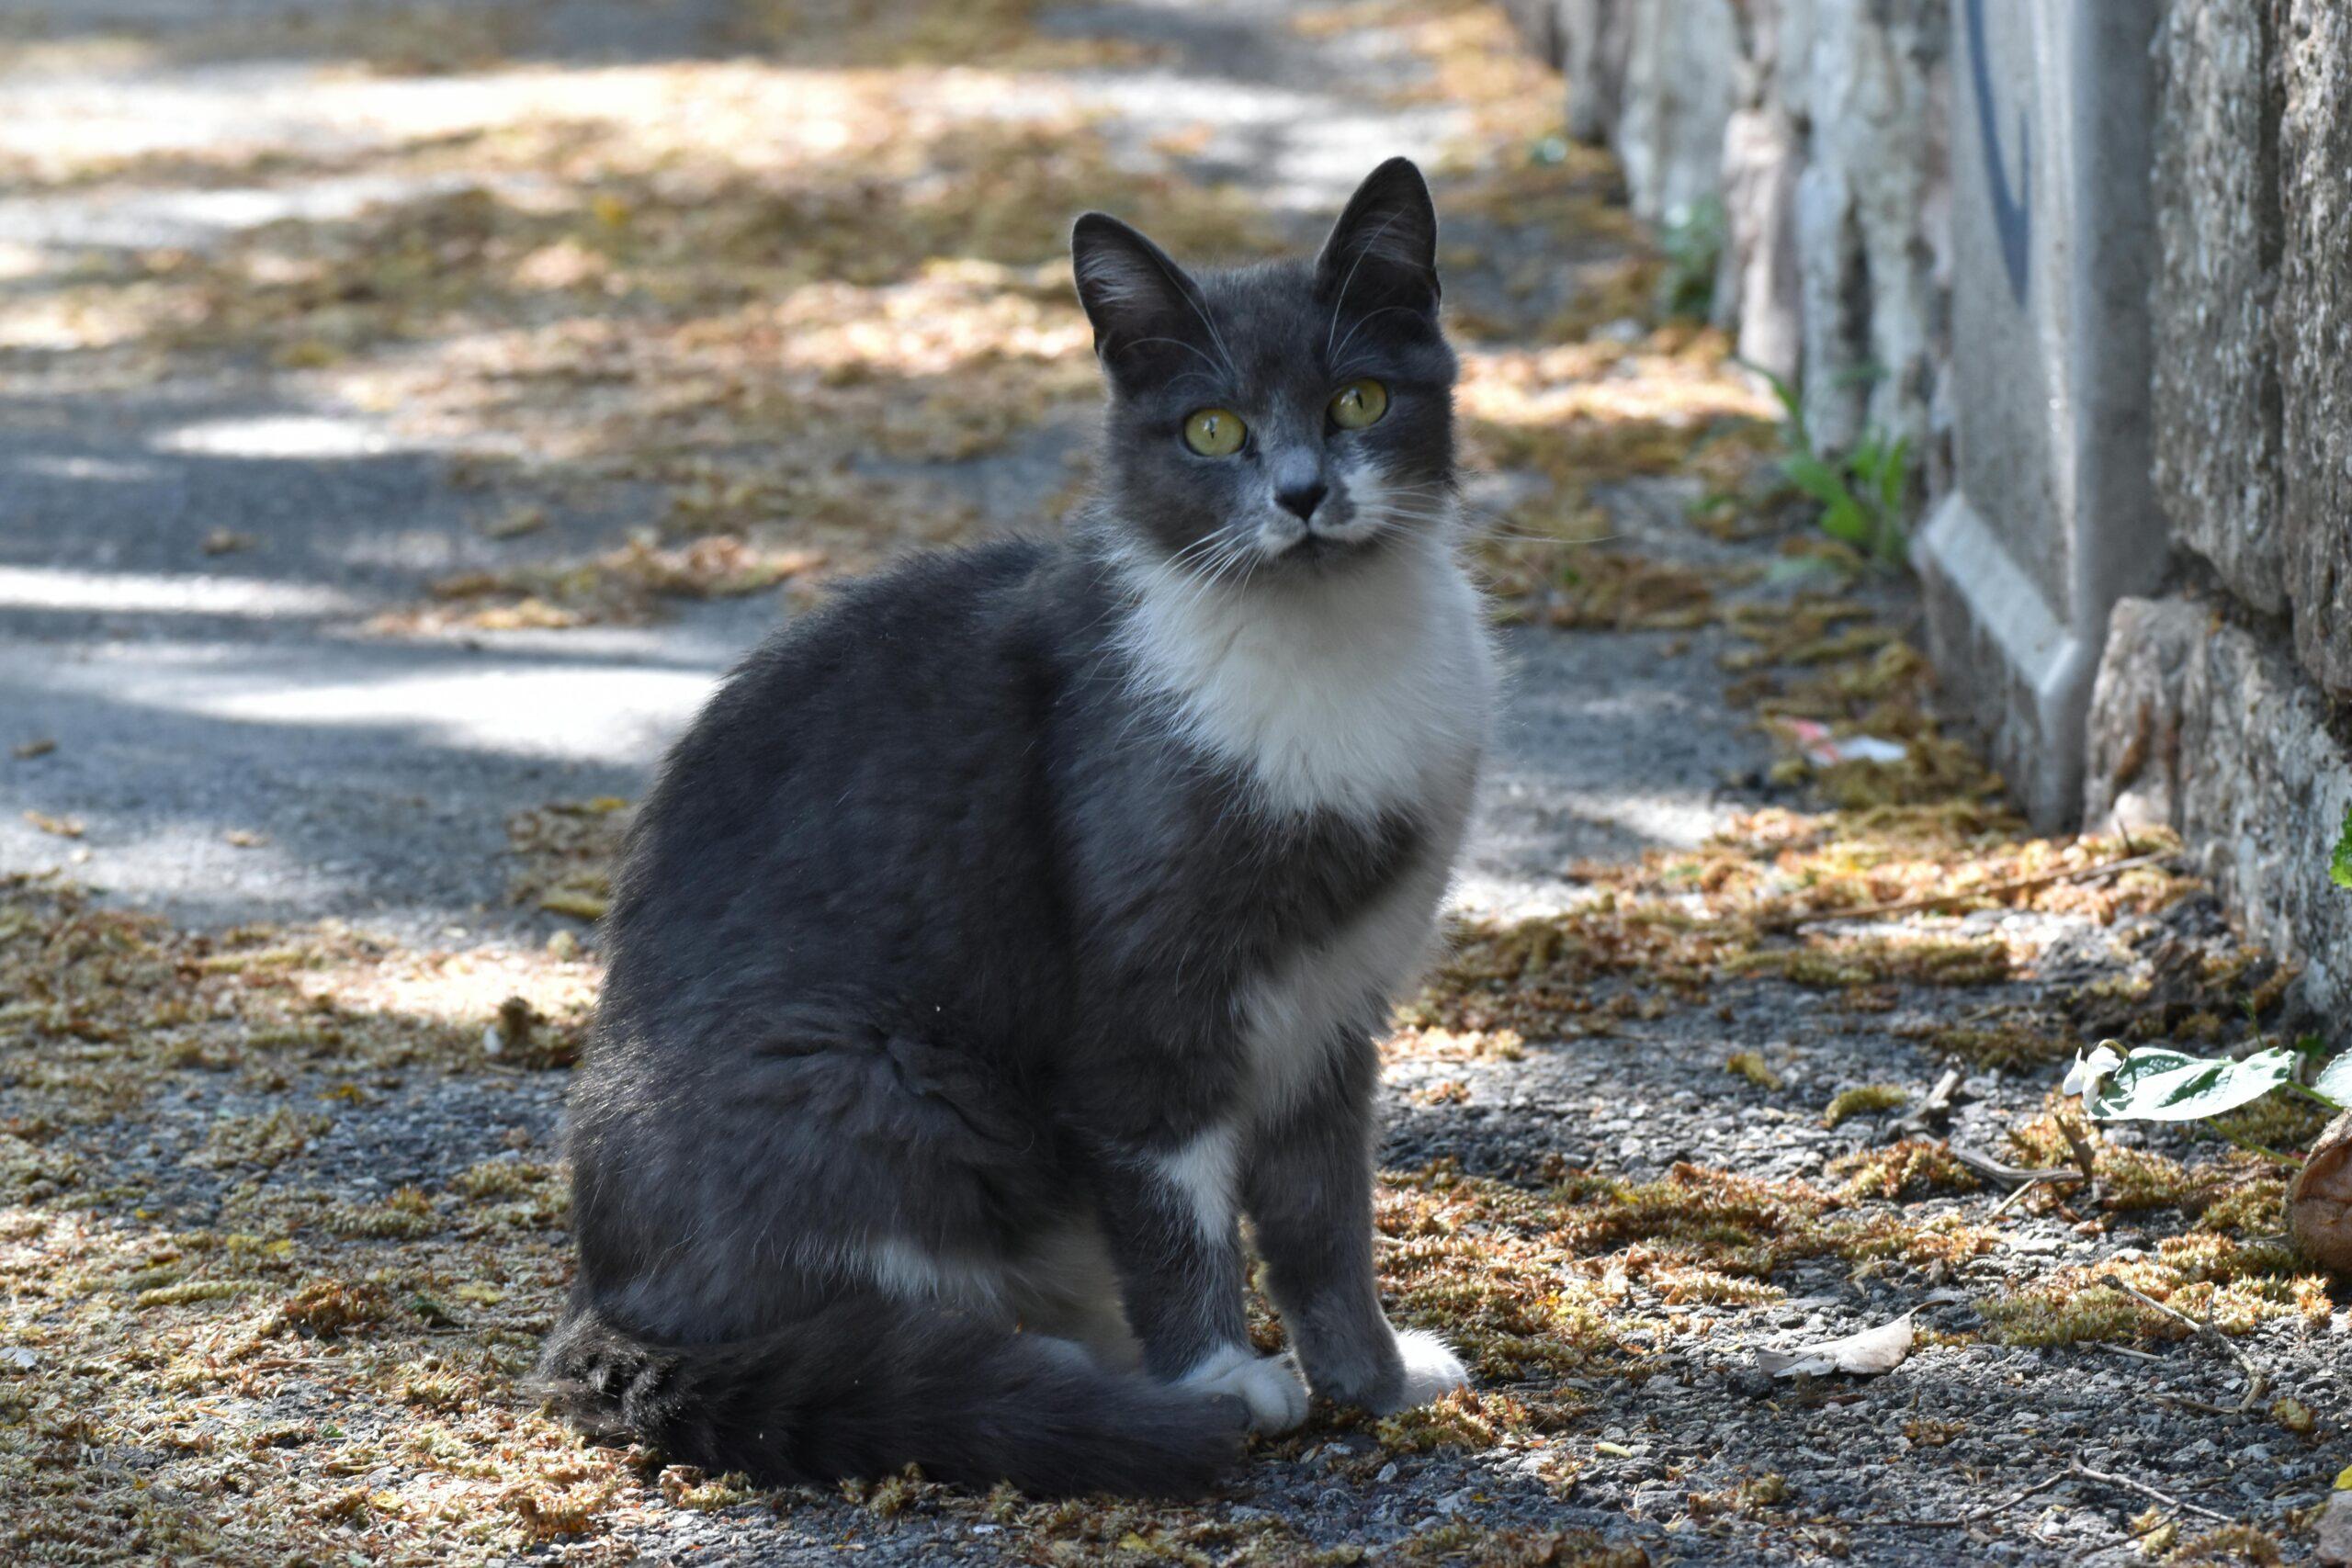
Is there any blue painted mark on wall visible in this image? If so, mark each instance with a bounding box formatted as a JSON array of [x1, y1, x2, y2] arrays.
[[1965, 0, 2031, 306]]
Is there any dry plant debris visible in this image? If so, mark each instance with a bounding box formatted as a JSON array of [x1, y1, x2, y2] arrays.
[[6, 0, 2347, 1561]]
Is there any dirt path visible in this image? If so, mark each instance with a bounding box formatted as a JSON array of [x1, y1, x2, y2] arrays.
[[1, 3, 2343, 1564]]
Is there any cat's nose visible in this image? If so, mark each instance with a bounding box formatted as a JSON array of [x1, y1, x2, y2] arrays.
[[1275, 479, 1328, 521]]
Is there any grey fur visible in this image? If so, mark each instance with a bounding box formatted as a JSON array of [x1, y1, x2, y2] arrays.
[[538, 158, 1488, 1497]]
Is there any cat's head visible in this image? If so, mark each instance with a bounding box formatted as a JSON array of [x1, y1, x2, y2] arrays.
[[1071, 157, 1457, 581]]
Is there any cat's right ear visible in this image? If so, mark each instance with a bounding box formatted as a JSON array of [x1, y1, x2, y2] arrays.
[[1072, 213, 1208, 389]]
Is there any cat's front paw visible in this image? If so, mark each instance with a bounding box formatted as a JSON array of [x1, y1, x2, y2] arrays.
[[1179, 1344, 1309, 1435], [1374, 1328, 1470, 1413]]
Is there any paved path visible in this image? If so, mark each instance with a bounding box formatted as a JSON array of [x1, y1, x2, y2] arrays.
[[6, 6, 2335, 1567], [0, 0, 1767, 938]]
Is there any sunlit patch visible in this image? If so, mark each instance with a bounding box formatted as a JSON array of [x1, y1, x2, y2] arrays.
[[155, 414, 404, 459], [0, 565, 356, 617]]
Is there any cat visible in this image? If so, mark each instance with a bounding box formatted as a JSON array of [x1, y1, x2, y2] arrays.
[[537, 157, 1496, 1498]]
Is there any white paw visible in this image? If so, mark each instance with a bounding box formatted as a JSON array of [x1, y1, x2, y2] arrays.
[[1385, 1328, 1470, 1410], [1179, 1343, 1310, 1435]]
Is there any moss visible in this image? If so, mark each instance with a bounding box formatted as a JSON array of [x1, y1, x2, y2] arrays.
[[1373, 1387, 1560, 1454], [1385, 1522, 1650, 1568], [135, 1279, 262, 1309], [1918, 1021, 2078, 1072], [324, 1186, 441, 1240], [266, 1279, 395, 1339], [1978, 1235, 2328, 1347], [2202, 1095, 2332, 1156], [1827, 1140, 1981, 1201], [1822, 1084, 1905, 1128], [1724, 1051, 1781, 1090], [1686, 1472, 1788, 1519], [2165, 1524, 2285, 1564]]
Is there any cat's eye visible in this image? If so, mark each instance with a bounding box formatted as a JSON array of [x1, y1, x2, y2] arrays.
[[1182, 407, 1247, 457], [1329, 378, 1388, 430]]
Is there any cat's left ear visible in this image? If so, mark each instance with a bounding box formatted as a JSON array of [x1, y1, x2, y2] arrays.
[[1314, 157, 1441, 318]]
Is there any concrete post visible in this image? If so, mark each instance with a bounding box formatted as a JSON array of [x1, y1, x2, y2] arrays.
[[1912, 0, 2165, 829]]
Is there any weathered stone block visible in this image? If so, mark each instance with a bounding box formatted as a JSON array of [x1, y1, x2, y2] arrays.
[[2278, 0, 2352, 698], [1914, 0, 2164, 829], [1611, 0, 1739, 224], [1717, 0, 1807, 378], [2086, 597, 2352, 1028], [2150, 0, 2287, 614], [1498, 0, 1565, 68], [1559, 0, 1632, 146], [1790, 0, 1950, 454]]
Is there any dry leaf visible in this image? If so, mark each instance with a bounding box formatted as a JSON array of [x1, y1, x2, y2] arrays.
[[2290, 1111, 2352, 1275], [1756, 1312, 1914, 1378], [24, 810, 85, 839], [13, 738, 56, 760]]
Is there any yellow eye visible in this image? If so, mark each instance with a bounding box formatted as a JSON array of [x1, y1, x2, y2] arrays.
[[1329, 378, 1388, 429], [1182, 407, 1247, 457]]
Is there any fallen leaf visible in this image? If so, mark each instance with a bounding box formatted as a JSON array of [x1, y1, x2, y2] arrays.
[[2290, 1110, 2352, 1275], [12, 738, 55, 760], [24, 810, 85, 839], [225, 829, 267, 848], [1757, 1312, 1914, 1378]]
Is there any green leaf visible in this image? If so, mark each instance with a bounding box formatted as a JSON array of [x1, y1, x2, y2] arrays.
[[2331, 806, 2352, 890], [2312, 1051, 2352, 1111], [2087, 1044, 2301, 1122], [1818, 497, 1871, 547], [1781, 454, 1847, 507], [1875, 436, 1912, 515]]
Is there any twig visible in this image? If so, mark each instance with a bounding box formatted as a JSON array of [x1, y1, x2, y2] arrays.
[[2056, 1116, 2104, 1207], [2097, 1273, 2268, 1412], [2088, 1341, 2164, 1363], [1893, 1066, 1965, 1138], [2056, 1120, 2099, 1184], [1987, 1172, 2058, 1217], [1949, 1145, 2082, 1189], [1792, 852, 2177, 928], [1986, 1472, 2071, 1516], [2065, 1461, 2233, 1525], [2154, 1393, 2245, 1417]]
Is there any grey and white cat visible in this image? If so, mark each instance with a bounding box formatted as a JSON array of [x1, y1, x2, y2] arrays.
[[539, 157, 1496, 1497]]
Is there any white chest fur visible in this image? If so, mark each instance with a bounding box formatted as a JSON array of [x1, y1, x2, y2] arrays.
[[1117, 531, 1495, 1121], [1116, 532, 1495, 821]]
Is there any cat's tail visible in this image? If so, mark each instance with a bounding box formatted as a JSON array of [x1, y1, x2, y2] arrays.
[[535, 1297, 1244, 1498]]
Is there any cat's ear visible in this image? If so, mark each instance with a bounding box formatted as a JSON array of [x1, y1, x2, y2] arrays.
[[1314, 157, 1441, 318], [1072, 212, 1209, 388]]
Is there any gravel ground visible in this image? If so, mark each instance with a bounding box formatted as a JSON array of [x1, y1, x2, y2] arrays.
[[2, 2, 2346, 1564]]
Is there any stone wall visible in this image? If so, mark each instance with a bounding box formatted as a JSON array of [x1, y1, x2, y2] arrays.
[[2084, 0, 2352, 1013], [1526, 0, 2352, 1020], [2086, 601, 2352, 1021]]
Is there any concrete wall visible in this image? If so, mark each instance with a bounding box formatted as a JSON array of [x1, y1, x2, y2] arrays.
[[1533, 0, 2352, 1020]]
